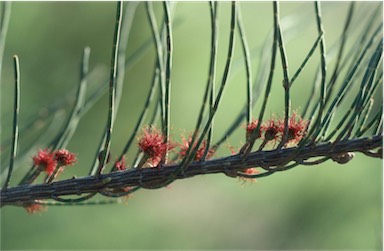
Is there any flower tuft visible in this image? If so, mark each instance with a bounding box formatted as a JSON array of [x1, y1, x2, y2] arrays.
[[239, 168, 259, 184], [281, 113, 309, 145], [178, 135, 215, 161], [114, 156, 126, 171], [138, 127, 174, 166], [24, 201, 47, 214], [246, 119, 261, 141], [33, 149, 57, 175], [261, 117, 281, 143], [54, 149, 77, 166]]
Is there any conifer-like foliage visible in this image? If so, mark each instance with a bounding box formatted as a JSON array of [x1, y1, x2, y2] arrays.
[[0, 1, 382, 215]]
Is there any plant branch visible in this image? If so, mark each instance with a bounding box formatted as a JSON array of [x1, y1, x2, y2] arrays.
[[0, 135, 381, 207]]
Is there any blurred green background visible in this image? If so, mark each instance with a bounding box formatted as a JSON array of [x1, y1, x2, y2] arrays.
[[0, 2, 382, 250]]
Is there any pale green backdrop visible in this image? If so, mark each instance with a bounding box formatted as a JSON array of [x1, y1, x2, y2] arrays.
[[0, 2, 382, 250]]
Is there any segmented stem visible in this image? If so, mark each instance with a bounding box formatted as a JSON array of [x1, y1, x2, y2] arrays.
[[2, 55, 20, 190]]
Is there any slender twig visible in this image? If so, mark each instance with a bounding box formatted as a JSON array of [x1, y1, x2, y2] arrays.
[[38, 199, 119, 206], [2, 55, 20, 190], [96, 1, 123, 177], [90, 2, 140, 175], [237, 4, 252, 126], [274, 2, 291, 149], [146, 2, 165, 130], [203, 1, 218, 160], [289, 32, 323, 85], [357, 107, 382, 137], [162, 1, 173, 164], [308, 1, 327, 143], [215, 4, 316, 151], [334, 42, 382, 142], [241, 1, 278, 156], [182, 1, 237, 169], [324, 2, 354, 107], [51, 192, 97, 203], [54, 47, 90, 150], [310, 25, 382, 142]]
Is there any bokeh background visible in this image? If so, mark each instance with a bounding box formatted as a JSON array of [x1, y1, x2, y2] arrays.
[[0, 2, 382, 250]]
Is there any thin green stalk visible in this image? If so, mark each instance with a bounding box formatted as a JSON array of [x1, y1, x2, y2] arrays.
[[320, 78, 358, 141], [146, 1, 237, 189], [187, 1, 218, 162], [96, 1, 123, 177], [237, 4, 252, 125], [51, 192, 97, 203], [347, 4, 381, 78], [207, 4, 317, 151], [302, 18, 353, 121], [274, 2, 291, 149], [354, 73, 382, 137], [323, 68, 380, 141], [2, 55, 20, 190], [99, 186, 140, 197], [146, 2, 165, 130], [309, 24, 382, 143], [38, 199, 119, 206], [324, 2, 354, 107], [301, 2, 328, 143], [290, 32, 323, 85], [53, 47, 90, 150], [203, 1, 218, 160], [355, 98, 374, 138], [374, 113, 382, 136], [91, 2, 137, 175], [162, 1, 173, 164], [184, 1, 236, 167], [301, 71, 319, 118], [334, 42, 382, 142], [308, 1, 327, 143], [241, 1, 278, 156], [358, 107, 382, 137]]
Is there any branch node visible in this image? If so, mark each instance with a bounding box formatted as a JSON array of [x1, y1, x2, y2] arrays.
[[330, 152, 355, 164]]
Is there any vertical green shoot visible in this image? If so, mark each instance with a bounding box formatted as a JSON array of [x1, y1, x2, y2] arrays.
[[274, 2, 291, 148], [163, 1, 173, 164], [96, 1, 123, 177], [237, 4, 253, 126], [146, 2, 165, 130], [2, 55, 20, 190]]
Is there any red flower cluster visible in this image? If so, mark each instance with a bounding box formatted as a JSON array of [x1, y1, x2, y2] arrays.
[[33, 149, 77, 175], [24, 201, 47, 214], [246, 113, 308, 146], [33, 150, 57, 175], [261, 117, 280, 143], [246, 119, 261, 141], [239, 168, 259, 183], [285, 113, 309, 145], [178, 135, 215, 161], [114, 156, 126, 171], [55, 149, 77, 166], [138, 127, 174, 166]]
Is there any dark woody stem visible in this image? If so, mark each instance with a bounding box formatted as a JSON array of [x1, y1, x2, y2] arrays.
[[1, 135, 381, 207]]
